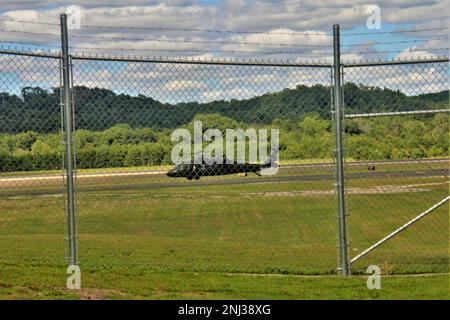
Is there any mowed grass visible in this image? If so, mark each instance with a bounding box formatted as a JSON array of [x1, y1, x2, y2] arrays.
[[0, 264, 448, 299], [0, 173, 448, 299]]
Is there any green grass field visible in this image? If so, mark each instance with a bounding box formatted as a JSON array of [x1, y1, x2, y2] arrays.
[[0, 162, 448, 299], [1, 266, 448, 299]]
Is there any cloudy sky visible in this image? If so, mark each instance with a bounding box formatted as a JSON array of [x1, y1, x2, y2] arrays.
[[0, 0, 448, 101], [0, 0, 448, 60]]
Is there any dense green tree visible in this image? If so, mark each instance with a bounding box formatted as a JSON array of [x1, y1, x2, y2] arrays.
[[0, 82, 448, 171], [14, 131, 38, 151], [1, 84, 446, 134]]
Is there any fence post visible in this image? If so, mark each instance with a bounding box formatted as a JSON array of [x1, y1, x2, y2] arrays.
[[60, 13, 77, 266], [333, 24, 350, 276]]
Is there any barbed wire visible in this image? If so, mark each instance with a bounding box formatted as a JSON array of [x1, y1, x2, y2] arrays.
[[0, 16, 332, 36], [71, 47, 333, 55], [70, 35, 333, 48], [0, 28, 333, 47], [78, 25, 332, 37], [81, 26, 449, 37], [350, 48, 449, 55], [69, 46, 449, 55], [2, 28, 448, 52], [1, 39, 447, 57], [342, 27, 448, 36], [0, 41, 333, 55], [1, 16, 447, 38], [0, 29, 60, 37], [0, 16, 59, 26], [0, 40, 60, 48], [342, 37, 449, 47], [0, 23, 448, 57]]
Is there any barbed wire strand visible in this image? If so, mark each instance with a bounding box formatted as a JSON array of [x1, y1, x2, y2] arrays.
[[0, 28, 333, 47], [0, 41, 334, 55], [342, 37, 449, 47], [1, 28, 449, 52], [0, 17, 331, 36], [0, 16, 447, 37], [1, 40, 448, 57], [341, 27, 449, 36], [350, 48, 449, 55], [0, 17, 59, 26]]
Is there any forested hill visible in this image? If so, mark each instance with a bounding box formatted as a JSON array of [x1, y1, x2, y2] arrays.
[[0, 84, 447, 133], [415, 90, 449, 104]]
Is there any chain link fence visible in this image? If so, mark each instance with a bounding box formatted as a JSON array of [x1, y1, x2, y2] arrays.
[[342, 60, 449, 274], [0, 47, 448, 276], [70, 56, 338, 274], [0, 52, 66, 267]]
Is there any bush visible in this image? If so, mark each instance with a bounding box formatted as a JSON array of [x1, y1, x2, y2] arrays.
[[346, 135, 391, 160], [0, 152, 61, 172], [0, 113, 448, 171], [124, 143, 165, 167]]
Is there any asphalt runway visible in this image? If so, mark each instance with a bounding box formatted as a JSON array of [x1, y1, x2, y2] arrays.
[[0, 158, 448, 182], [0, 158, 448, 196], [75, 169, 448, 193]]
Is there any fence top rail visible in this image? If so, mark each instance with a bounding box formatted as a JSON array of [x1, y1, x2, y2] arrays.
[[0, 47, 331, 67], [0, 47, 448, 67], [0, 48, 61, 59], [69, 52, 333, 67], [343, 56, 449, 67], [346, 109, 450, 118]]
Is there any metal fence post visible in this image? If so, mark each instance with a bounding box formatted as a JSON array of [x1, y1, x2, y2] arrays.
[[60, 13, 77, 266], [333, 24, 350, 276]]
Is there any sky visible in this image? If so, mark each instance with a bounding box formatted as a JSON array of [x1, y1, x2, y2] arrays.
[[0, 0, 448, 101]]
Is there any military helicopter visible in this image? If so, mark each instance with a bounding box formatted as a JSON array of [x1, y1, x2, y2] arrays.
[[167, 150, 279, 180]]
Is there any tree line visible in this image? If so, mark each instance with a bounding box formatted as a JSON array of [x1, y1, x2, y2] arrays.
[[0, 112, 448, 172], [0, 84, 447, 134]]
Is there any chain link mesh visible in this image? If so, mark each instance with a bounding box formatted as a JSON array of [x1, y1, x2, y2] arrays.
[[70, 57, 339, 274], [0, 49, 448, 276], [0, 52, 65, 267], [343, 61, 449, 274]]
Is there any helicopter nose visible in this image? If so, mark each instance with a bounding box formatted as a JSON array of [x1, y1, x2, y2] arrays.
[[167, 168, 179, 177], [167, 169, 175, 177]]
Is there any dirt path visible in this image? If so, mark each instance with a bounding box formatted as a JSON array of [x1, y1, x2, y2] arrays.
[[241, 181, 449, 197]]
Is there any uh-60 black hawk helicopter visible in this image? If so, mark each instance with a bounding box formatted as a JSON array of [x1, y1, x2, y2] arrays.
[[167, 150, 279, 180]]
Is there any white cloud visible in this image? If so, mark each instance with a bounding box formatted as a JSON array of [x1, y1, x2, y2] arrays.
[[0, 0, 447, 59], [0, 1, 447, 101], [163, 79, 208, 91], [344, 62, 448, 95]]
